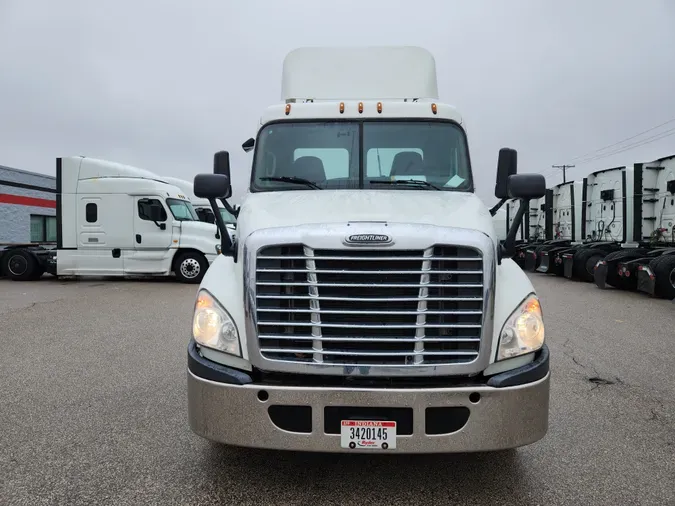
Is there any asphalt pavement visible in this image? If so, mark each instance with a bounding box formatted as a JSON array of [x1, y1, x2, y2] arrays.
[[1, 272, 674, 505]]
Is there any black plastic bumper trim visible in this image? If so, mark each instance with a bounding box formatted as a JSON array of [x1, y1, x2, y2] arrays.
[[188, 339, 549, 389], [188, 339, 253, 385], [487, 344, 549, 388]]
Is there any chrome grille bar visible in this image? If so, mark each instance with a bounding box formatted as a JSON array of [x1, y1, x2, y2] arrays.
[[254, 243, 484, 367]]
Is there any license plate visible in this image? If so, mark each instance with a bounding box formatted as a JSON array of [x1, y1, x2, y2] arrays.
[[340, 420, 397, 450]]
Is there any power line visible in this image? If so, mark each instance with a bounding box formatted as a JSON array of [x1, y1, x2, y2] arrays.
[[551, 164, 574, 183], [574, 126, 675, 165], [565, 116, 675, 164]]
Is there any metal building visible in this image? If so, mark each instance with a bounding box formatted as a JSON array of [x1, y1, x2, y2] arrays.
[[0, 164, 56, 245]]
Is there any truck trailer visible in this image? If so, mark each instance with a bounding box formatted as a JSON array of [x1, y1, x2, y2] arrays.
[[0, 156, 221, 283], [185, 46, 550, 454]]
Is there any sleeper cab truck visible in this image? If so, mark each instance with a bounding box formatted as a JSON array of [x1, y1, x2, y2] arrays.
[[592, 156, 675, 298], [161, 175, 238, 243], [185, 46, 550, 454], [536, 180, 583, 276], [2, 156, 221, 283]]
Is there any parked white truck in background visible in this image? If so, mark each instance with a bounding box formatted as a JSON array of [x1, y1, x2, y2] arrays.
[[161, 176, 238, 229], [186, 46, 549, 453], [0, 156, 220, 283]]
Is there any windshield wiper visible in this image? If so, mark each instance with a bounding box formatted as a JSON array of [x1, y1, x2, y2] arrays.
[[260, 176, 322, 190], [369, 179, 441, 190]]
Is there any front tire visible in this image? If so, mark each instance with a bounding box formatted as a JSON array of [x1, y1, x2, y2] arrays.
[[174, 251, 208, 284]]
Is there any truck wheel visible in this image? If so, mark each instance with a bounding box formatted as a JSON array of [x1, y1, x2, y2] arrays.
[[574, 248, 605, 282], [602, 248, 649, 289], [570, 247, 591, 280], [650, 254, 675, 299], [3, 249, 42, 281], [174, 251, 208, 284]]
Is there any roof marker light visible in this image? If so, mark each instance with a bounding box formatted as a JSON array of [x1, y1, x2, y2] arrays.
[[431, 103, 438, 114], [285, 104, 291, 115], [358, 102, 364, 114], [339, 102, 345, 114], [377, 102, 382, 114]]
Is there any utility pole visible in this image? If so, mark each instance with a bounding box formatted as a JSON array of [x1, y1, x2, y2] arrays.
[[552, 164, 575, 183]]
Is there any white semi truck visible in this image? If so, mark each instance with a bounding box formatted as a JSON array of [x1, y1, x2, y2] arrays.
[[590, 156, 675, 297], [0, 156, 220, 283], [186, 46, 549, 453], [535, 180, 584, 276]]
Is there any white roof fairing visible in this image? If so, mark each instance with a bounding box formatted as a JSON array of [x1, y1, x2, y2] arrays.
[[281, 46, 439, 102]]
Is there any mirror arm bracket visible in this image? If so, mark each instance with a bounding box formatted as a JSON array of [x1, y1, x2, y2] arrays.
[[499, 197, 530, 264], [219, 197, 239, 218], [209, 197, 235, 259], [489, 197, 508, 217]]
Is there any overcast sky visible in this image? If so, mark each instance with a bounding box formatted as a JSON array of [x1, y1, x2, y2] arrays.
[[1, 0, 675, 205]]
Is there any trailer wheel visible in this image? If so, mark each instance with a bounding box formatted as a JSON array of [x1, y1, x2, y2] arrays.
[[2, 249, 42, 281], [650, 253, 675, 299], [174, 251, 208, 284]]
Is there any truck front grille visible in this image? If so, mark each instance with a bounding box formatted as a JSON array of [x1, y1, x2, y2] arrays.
[[254, 245, 484, 367]]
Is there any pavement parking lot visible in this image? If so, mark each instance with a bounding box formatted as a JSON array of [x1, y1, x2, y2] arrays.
[[1, 273, 674, 505]]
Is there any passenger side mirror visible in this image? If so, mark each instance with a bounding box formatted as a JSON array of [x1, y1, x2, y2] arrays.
[[494, 148, 518, 199], [507, 173, 546, 199], [213, 151, 232, 199], [194, 173, 231, 199], [194, 173, 235, 258]]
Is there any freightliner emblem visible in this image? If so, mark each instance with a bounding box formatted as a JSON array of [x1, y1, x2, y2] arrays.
[[344, 234, 392, 245]]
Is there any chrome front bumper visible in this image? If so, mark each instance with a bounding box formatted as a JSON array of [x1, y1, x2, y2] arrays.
[[187, 343, 550, 454]]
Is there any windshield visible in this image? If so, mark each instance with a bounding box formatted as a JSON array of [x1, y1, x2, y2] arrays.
[[219, 207, 237, 225], [251, 120, 472, 192], [194, 206, 237, 225], [166, 198, 199, 221]]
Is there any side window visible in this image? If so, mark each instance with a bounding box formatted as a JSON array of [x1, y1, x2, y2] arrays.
[[29, 215, 57, 243], [46, 217, 57, 242], [137, 199, 167, 221], [293, 148, 349, 180], [85, 203, 98, 223]]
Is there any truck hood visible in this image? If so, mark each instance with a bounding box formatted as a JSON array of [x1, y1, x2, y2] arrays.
[[237, 190, 497, 245]]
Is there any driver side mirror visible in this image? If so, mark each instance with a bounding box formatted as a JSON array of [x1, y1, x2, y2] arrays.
[[148, 203, 164, 222], [494, 148, 518, 199], [148, 203, 166, 230], [213, 150, 232, 199]]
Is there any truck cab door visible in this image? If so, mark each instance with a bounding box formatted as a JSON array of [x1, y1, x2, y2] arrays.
[[125, 197, 175, 274]]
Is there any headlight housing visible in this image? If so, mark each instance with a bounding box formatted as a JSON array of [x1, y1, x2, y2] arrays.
[[496, 293, 545, 361], [192, 289, 241, 356]]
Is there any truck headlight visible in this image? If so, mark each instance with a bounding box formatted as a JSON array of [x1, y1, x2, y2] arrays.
[[496, 293, 545, 361], [192, 290, 241, 356]]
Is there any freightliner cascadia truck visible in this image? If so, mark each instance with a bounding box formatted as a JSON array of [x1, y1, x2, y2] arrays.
[[186, 46, 550, 453]]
